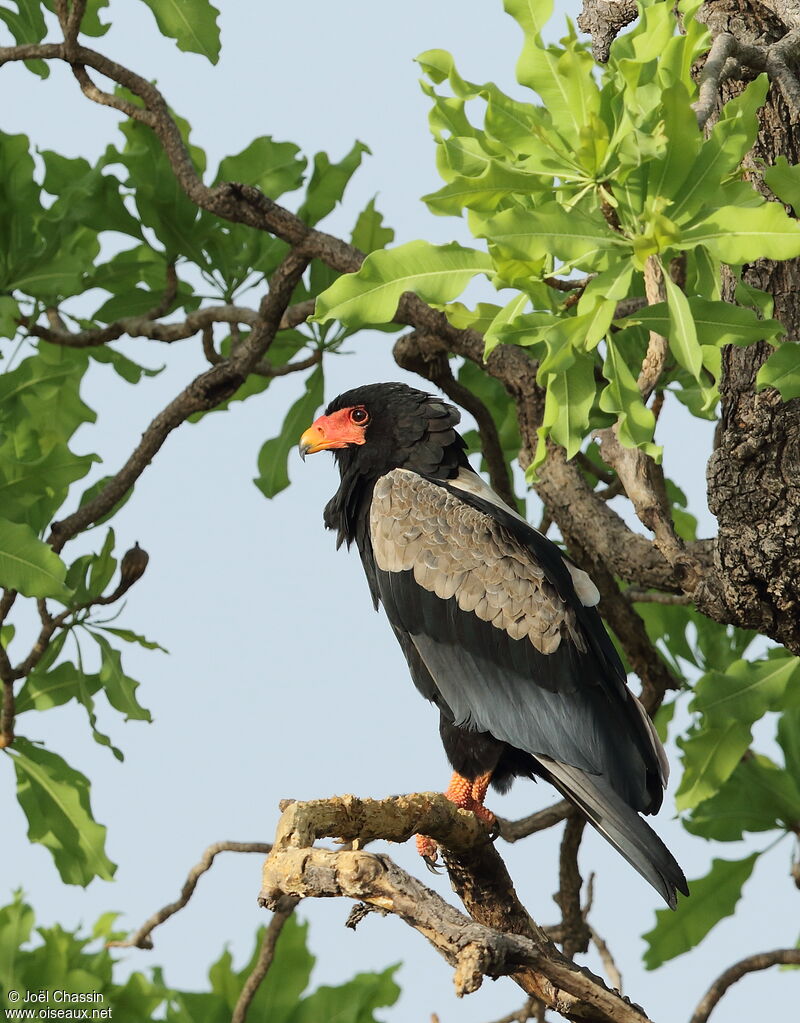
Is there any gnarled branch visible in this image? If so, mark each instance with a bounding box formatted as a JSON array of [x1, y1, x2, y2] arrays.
[[259, 794, 652, 1023]]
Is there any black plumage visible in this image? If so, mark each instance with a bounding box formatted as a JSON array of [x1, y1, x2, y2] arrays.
[[300, 381, 688, 908]]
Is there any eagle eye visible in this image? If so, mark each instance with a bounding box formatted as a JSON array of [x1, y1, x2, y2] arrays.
[[349, 407, 369, 425]]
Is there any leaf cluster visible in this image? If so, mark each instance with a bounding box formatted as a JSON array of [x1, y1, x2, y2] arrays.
[[0, 893, 400, 1023]]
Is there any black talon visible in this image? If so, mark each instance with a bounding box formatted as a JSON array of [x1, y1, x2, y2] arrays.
[[423, 854, 443, 875]]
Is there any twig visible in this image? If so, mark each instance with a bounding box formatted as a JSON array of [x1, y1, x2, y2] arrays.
[[498, 801, 572, 843], [231, 896, 298, 1023], [543, 276, 594, 293], [484, 997, 543, 1023], [625, 589, 691, 605], [589, 928, 623, 994], [0, 677, 14, 748], [108, 840, 272, 950], [689, 948, 800, 1023], [47, 250, 309, 553]]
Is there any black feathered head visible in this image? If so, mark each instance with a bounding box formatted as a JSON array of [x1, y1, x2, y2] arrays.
[[299, 382, 468, 546]]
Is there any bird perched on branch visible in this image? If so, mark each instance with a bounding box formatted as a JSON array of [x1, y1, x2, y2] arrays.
[[299, 381, 687, 908]]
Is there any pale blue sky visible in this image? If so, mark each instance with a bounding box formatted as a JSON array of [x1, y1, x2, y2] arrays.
[[2, 3, 796, 1021]]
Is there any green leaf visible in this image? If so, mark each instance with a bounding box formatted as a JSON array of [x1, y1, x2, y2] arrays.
[[8, 737, 117, 886], [292, 966, 401, 1023], [15, 661, 102, 716], [483, 293, 530, 356], [662, 268, 702, 379], [756, 343, 800, 401], [351, 197, 395, 253], [668, 76, 769, 223], [87, 345, 164, 384], [477, 202, 625, 268], [0, 442, 98, 534], [643, 854, 759, 968], [685, 754, 800, 841], [778, 707, 800, 781], [675, 721, 753, 811], [624, 297, 784, 348], [313, 242, 494, 329], [298, 141, 370, 227], [215, 136, 306, 198], [254, 367, 324, 499], [599, 337, 659, 455], [0, 518, 71, 601], [0, 294, 20, 338], [0, 891, 35, 988], [537, 351, 597, 461], [505, 0, 599, 145], [681, 202, 800, 264], [137, 0, 221, 63], [95, 626, 168, 653], [91, 632, 153, 722], [764, 154, 800, 213], [691, 654, 800, 728], [41, 151, 142, 240]]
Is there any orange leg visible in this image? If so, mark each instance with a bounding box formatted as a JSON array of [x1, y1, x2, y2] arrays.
[[416, 771, 496, 865]]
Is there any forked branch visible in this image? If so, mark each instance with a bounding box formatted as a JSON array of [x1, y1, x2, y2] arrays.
[[259, 794, 652, 1023]]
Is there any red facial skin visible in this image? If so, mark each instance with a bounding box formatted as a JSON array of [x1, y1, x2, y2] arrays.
[[299, 406, 369, 455]]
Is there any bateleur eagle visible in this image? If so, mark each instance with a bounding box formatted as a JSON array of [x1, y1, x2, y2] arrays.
[[299, 381, 688, 908]]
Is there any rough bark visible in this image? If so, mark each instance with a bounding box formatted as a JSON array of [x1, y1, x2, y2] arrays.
[[702, 0, 800, 653]]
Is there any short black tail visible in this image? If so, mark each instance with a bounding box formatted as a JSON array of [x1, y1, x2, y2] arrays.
[[537, 756, 689, 909]]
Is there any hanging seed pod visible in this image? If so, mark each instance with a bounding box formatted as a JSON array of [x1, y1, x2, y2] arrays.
[[119, 542, 149, 590]]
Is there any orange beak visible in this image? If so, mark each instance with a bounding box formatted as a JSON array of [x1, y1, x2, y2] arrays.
[[298, 423, 332, 459]]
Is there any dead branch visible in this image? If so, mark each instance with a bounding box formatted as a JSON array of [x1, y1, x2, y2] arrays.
[[231, 895, 298, 1023], [259, 794, 653, 1023], [109, 840, 272, 950], [689, 948, 800, 1023]]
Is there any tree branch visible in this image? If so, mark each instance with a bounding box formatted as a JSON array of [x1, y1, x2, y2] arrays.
[[689, 948, 800, 1023], [498, 800, 572, 843], [393, 329, 517, 509], [23, 299, 314, 349], [47, 250, 309, 553], [259, 794, 653, 1023], [231, 896, 298, 1023], [556, 814, 590, 960], [109, 840, 272, 950]]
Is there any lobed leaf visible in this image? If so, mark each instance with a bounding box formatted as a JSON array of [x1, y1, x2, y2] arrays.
[[8, 738, 116, 886], [642, 854, 759, 969], [137, 0, 221, 63], [0, 518, 71, 601]]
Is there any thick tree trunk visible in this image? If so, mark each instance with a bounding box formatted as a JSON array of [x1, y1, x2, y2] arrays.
[[703, 0, 800, 652]]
